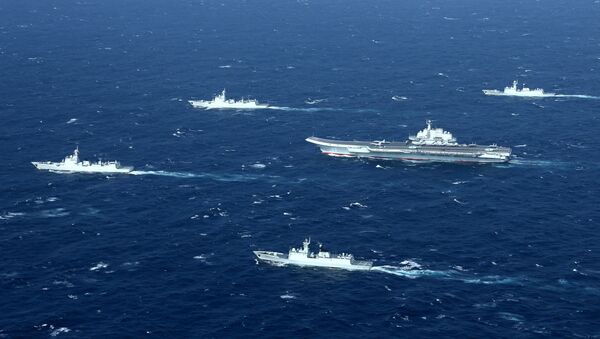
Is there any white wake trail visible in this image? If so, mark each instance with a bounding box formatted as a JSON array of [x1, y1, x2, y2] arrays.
[[371, 265, 454, 279], [371, 265, 524, 285], [554, 94, 600, 99], [506, 159, 569, 168], [266, 106, 376, 113], [129, 170, 278, 182]]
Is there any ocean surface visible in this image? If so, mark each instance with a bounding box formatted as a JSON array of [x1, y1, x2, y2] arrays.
[[1, 0, 600, 337]]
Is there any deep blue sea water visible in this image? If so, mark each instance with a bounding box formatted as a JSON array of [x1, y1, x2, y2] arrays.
[[2, 0, 600, 337]]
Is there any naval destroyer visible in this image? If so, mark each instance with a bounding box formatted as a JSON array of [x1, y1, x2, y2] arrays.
[[32, 147, 134, 174], [254, 238, 373, 271], [483, 80, 554, 97], [306, 120, 511, 163], [188, 89, 269, 110]]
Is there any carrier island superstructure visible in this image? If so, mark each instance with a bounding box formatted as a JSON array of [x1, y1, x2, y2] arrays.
[[306, 120, 511, 163]]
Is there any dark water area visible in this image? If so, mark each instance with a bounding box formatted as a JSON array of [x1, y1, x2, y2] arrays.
[[1, 0, 600, 337]]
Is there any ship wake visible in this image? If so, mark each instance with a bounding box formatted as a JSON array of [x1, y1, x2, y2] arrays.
[[371, 265, 453, 279], [506, 159, 570, 168], [266, 106, 375, 113], [371, 262, 524, 285], [129, 170, 279, 182], [554, 94, 600, 99]]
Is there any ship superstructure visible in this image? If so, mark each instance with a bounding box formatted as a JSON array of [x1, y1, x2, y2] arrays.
[[306, 120, 511, 163], [188, 89, 269, 110], [32, 147, 134, 174], [254, 238, 373, 271]]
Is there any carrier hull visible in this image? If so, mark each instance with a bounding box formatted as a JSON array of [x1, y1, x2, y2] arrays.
[[306, 137, 511, 163]]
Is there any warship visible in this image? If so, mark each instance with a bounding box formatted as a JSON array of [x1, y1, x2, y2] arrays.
[[254, 238, 373, 271], [483, 80, 554, 97], [188, 89, 269, 110], [32, 147, 134, 174], [306, 120, 512, 163]]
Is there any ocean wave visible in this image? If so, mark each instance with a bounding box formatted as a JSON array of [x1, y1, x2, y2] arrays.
[[349, 202, 368, 208], [89, 262, 109, 271], [0, 212, 26, 220], [39, 208, 70, 218], [50, 327, 71, 337], [280, 293, 297, 300], [248, 163, 266, 169], [305, 98, 327, 105]]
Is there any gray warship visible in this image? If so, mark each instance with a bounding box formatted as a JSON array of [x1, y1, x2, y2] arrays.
[[32, 147, 134, 174], [306, 120, 511, 163], [254, 238, 373, 271]]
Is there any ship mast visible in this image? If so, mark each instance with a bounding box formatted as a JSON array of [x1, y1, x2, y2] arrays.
[[303, 238, 310, 253], [73, 146, 80, 162]]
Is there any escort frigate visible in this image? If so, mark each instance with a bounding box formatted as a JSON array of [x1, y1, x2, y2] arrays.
[[188, 89, 269, 110], [306, 120, 512, 163], [32, 147, 134, 174], [254, 238, 373, 271], [483, 80, 554, 97]]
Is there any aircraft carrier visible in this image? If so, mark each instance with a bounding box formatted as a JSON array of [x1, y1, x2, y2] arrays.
[[306, 120, 512, 163]]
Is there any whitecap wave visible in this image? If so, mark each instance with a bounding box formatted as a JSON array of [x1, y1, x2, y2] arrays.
[[305, 98, 327, 105], [53, 280, 74, 288], [453, 198, 467, 205], [193, 254, 213, 264], [50, 327, 71, 337], [0, 212, 26, 220], [498, 312, 525, 322], [349, 202, 368, 208], [39, 208, 69, 218], [89, 262, 109, 271]]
